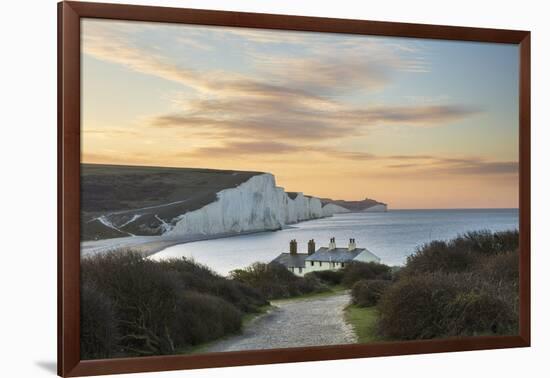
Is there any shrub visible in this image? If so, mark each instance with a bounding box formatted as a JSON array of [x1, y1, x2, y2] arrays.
[[297, 274, 326, 294], [157, 258, 267, 312], [459, 230, 519, 256], [378, 273, 460, 339], [84, 254, 188, 356], [473, 249, 520, 323], [341, 261, 392, 287], [309, 269, 345, 285], [80, 282, 118, 359], [80, 251, 268, 359], [401, 230, 519, 277], [351, 279, 392, 307], [378, 272, 518, 340], [443, 291, 517, 336], [358, 230, 519, 341], [474, 249, 519, 285], [231, 262, 326, 299], [401, 240, 475, 276], [170, 291, 242, 346]]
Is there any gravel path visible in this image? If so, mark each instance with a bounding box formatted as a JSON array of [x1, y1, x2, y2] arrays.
[[205, 292, 357, 352]]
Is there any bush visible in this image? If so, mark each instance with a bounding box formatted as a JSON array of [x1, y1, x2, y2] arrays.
[[474, 249, 519, 285], [156, 258, 267, 312], [170, 291, 242, 346], [231, 262, 327, 299], [80, 282, 118, 358], [341, 261, 392, 287], [378, 273, 460, 339], [351, 279, 392, 307], [309, 269, 345, 285], [401, 230, 519, 277], [401, 241, 475, 276], [443, 291, 517, 336], [377, 231, 520, 340], [378, 271, 519, 340], [473, 249, 519, 322], [80, 251, 268, 359], [459, 230, 519, 256]]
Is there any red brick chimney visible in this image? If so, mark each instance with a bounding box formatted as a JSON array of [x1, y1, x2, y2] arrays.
[[290, 239, 297, 255], [308, 239, 316, 255]]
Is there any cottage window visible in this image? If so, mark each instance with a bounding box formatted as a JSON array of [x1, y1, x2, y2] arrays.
[[310, 261, 314, 266], [319, 261, 322, 267], [299, 267, 303, 274]]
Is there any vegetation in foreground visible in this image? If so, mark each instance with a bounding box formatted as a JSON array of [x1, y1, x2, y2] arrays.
[[344, 305, 382, 344], [230, 262, 328, 299], [81, 251, 268, 360], [340, 230, 519, 341], [307, 260, 392, 288], [81, 229, 519, 359], [379, 230, 519, 339]]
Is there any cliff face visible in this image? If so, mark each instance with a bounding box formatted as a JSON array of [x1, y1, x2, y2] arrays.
[[321, 203, 351, 216], [81, 164, 383, 241], [364, 204, 388, 212], [320, 197, 388, 212], [165, 174, 348, 238]]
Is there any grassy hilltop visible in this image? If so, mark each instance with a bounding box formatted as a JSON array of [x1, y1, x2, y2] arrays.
[[81, 164, 263, 240]]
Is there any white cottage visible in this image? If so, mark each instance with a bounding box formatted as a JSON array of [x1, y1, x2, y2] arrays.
[[271, 238, 381, 276]]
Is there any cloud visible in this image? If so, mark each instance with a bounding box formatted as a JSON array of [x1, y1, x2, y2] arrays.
[[82, 20, 461, 147], [351, 105, 481, 124], [180, 140, 381, 160], [181, 141, 303, 158], [151, 98, 480, 143], [444, 161, 518, 175], [83, 21, 348, 101], [250, 53, 394, 95], [83, 128, 141, 137], [83, 20, 487, 173], [385, 156, 518, 176], [83, 27, 207, 91], [387, 154, 436, 160], [82, 19, 429, 97], [81, 152, 147, 165], [210, 27, 317, 45]]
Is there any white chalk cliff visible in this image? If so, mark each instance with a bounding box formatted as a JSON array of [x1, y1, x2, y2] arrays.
[[165, 173, 349, 238], [363, 204, 388, 212]]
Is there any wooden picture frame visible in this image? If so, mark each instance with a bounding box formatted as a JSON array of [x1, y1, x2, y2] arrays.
[[58, 1, 531, 376]]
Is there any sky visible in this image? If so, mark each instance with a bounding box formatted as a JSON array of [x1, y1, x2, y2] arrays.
[[81, 19, 519, 209]]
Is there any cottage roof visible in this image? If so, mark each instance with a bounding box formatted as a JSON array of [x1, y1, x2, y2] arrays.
[[305, 247, 366, 263], [354, 249, 381, 263], [270, 253, 308, 268]]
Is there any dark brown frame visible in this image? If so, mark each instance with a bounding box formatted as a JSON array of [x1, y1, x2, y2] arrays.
[[58, 1, 531, 376]]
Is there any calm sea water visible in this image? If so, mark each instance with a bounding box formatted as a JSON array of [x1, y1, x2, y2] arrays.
[[151, 209, 519, 276]]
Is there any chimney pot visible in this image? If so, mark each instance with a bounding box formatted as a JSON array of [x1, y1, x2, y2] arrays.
[[308, 239, 316, 255], [290, 239, 298, 255]]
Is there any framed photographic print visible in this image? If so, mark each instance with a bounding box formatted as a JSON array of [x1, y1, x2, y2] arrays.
[[58, 1, 531, 376]]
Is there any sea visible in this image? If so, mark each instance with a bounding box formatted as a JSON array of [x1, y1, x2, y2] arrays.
[[151, 209, 519, 276]]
